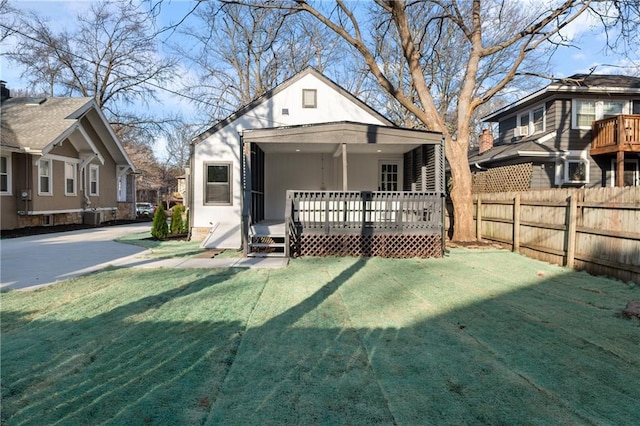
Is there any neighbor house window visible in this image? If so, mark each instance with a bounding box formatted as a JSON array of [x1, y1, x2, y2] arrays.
[[0, 154, 10, 194], [602, 101, 624, 119], [517, 105, 545, 136], [204, 163, 232, 205], [302, 89, 317, 108], [65, 162, 77, 195], [564, 159, 589, 184], [38, 159, 52, 195], [573, 99, 629, 129], [89, 164, 99, 196]]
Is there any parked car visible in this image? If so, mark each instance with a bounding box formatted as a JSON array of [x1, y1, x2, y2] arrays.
[[136, 202, 156, 218]]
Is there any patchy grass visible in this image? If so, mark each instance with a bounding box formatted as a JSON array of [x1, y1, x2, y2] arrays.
[[1, 250, 638, 424], [116, 232, 205, 259]]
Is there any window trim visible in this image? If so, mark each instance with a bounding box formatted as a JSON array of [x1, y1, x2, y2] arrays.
[[89, 164, 99, 196], [38, 159, 52, 195], [572, 99, 630, 130], [516, 104, 545, 136], [65, 162, 77, 196], [0, 153, 11, 195], [204, 162, 233, 206], [302, 89, 317, 109], [564, 158, 590, 184]]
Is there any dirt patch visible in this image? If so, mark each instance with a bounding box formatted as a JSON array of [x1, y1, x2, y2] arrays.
[[447, 239, 507, 249]]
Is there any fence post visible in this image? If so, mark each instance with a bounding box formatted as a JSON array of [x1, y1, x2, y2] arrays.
[[565, 193, 578, 268], [513, 193, 521, 252], [476, 194, 482, 240]]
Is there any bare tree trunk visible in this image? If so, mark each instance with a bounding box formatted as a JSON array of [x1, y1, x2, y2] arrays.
[[446, 137, 475, 241]]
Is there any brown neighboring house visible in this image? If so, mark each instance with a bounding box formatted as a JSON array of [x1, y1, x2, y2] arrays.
[[1, 83, 137, 230], [469, 74, 640, 189]]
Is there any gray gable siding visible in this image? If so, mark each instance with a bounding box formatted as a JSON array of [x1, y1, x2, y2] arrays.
[[498, 116, 518, 144]]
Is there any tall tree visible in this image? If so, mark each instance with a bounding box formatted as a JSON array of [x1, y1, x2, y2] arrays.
[[232, 0, 639, 241], [6, 0, 176, 135], [173, 0, 347, 121]]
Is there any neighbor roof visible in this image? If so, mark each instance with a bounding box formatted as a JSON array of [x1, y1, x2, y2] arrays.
[[191, 67, 394, 144], [1, 97, 93, 150], [467, 131, 562, 166], [483, 73, 640, 122]]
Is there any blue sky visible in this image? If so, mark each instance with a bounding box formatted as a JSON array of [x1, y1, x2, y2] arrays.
[[2, 0, 638, 155]]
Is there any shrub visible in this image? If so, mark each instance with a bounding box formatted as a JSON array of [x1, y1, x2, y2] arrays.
[[170, 205, 185, 234], [182, 209, 189, 234], [151, 203, 169, 239]]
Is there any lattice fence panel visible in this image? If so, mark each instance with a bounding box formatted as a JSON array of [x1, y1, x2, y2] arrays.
[[472, 163, 533, 193], [298, 234, 443, 258]]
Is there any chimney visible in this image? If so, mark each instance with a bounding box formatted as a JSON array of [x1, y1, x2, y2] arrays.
[[479, 129, 494, 154], [0, 81, 9, 101]]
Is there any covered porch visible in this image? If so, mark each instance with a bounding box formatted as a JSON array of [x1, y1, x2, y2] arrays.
[[240, 122, 445, 258]]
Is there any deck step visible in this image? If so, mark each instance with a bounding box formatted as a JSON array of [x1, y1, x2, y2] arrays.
[[249, 242, 285, 249], [247, 251, 286, 258], [248, 232, 287, 258]]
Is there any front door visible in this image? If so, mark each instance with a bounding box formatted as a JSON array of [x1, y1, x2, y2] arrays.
[[379, 161, 400, 191]]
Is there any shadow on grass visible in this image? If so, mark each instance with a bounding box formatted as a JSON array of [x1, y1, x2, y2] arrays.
[[1, 253, 639, 425]]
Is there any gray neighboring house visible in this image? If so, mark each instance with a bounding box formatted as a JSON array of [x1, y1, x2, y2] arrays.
[[469, 74, 640, 188], [1, 83, 137, 231]]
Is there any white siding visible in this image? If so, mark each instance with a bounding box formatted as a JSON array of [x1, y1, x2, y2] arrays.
[[193, 72, 389, 248]]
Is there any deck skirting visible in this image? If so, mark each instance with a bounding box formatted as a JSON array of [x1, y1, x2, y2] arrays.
[[296, 233, 443, 258]]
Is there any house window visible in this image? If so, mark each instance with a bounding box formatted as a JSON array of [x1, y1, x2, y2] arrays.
[[517, 105, 545, 136], [573, 99, 629, 129], [38, 159, 52, 195], [65, 162, 77, 195], [602, 101, 624, 119], [575, 100, 596, 128], [302, 89, 317, 108], [0, 154, 11, 194], [204, 163, 232, 205], [89, 165, 99, 196], [379, 161, 399, 191], [564, 159, 589, 184]]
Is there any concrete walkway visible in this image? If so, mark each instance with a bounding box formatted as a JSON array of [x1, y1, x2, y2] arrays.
[[1, 223, 287, 291]]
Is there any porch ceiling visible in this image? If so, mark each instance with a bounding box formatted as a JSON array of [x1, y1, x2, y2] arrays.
[[242, 121, 441, 154]]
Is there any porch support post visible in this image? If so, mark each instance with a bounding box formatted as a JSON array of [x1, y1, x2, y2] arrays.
[[241, 138, 252, 256], [616, 150, 625, 187], [342, 143, 348, 191]]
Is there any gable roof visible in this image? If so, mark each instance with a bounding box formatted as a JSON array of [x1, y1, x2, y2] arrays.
[[483, 73, 640, 122], [192, 67, 394, 144], [1, 97, 93, 150], [1, 96, 135, 170]]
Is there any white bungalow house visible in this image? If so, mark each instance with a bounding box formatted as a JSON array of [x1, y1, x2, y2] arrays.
[[188, 68, 445, 258]]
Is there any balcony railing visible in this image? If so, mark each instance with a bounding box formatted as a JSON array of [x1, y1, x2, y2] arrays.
[[285, 190, 442, 235], [591, 114, 640, 154]]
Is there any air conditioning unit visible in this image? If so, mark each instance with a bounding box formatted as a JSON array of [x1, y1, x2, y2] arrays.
[[515, 126, 529, 137], [83, 211, 102, 226]]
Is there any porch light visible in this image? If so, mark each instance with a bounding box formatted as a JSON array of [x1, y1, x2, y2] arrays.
[[295, 149, 300, 152], [376, 149, 382, 153]]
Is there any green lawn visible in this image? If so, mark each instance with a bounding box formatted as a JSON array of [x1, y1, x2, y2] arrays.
[[1, 249, 638, 425]]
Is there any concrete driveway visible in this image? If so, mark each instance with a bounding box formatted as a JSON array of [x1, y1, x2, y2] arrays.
[[1, 223, 152, 291]]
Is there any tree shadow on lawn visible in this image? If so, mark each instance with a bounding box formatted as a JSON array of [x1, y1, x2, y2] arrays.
[[2, 252, 639, 425]]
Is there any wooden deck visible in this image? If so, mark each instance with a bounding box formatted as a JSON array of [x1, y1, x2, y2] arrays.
[[284, 191, 444, 258], [591, 115, 640, 155]]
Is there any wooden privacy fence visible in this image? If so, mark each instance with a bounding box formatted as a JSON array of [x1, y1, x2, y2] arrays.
[[471, 187, 640, 283]]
